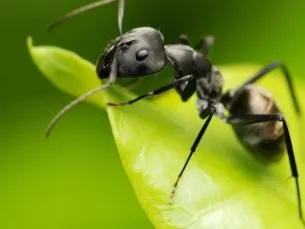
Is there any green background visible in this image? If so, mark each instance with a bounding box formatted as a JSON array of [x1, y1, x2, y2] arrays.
[[1, 0, 305, 228]]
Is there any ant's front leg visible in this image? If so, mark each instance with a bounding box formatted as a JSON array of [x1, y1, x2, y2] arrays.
[[107, 74, 193, 107]]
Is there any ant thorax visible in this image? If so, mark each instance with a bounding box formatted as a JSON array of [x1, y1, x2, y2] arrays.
[[196, 66, 225, 119]]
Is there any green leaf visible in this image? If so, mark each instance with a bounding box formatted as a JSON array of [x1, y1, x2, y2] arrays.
[[27, 36, 104, 108], [28, 36, 305, 229]]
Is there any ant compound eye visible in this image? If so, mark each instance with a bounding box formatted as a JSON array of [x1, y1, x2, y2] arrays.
[[136, 49, 148, 61], [120, 41, 133, 51], [121, 43, 129, 51]]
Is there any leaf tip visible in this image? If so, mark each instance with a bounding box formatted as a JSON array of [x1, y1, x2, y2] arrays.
[[26, 36, 35, 60], [27, 36, 33, 50]]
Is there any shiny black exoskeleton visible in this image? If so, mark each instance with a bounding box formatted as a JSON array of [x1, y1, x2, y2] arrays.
[[47, 0, 304, 225]]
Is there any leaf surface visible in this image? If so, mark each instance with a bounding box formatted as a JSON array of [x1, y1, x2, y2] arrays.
[[28, 37, 305, 229]]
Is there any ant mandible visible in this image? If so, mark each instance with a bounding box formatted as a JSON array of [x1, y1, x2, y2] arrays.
[[46, 0, 304, 225]]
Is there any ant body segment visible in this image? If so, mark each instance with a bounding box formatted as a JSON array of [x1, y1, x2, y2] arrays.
[[47, 0, 304, 225]]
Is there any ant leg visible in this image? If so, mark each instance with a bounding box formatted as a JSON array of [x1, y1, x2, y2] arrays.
[[175, 34, 214, 56], [232, 62, 301, 114], [107, 74, 193, 107], [174, 77, 197, 102], [193, 35, 214, 56], [227, 113, 304, 225], [175, 34, 190, 45], [167, 52, 196, 102], [169, 106, 216, 203]]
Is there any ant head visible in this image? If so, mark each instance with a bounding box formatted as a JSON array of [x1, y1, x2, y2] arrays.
[[48, 1, 168, 79], [97, 27, 168, 78], [46, 2, 169, 137]]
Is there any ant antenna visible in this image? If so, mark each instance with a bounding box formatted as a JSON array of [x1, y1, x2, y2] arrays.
[[46, 48, 120, 137], [48, 0, 124, 34], [46, 85, 106, 137], [118, 0, 124, 35], [46, 0, 126, 137]]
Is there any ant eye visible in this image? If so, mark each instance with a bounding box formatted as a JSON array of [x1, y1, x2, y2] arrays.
[[121, 43, 129, 51], [136, 49, 148, 61], [120, 40, 133, 51]]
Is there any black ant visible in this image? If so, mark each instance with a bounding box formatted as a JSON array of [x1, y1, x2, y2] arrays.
[[47, 0, 304, 225]]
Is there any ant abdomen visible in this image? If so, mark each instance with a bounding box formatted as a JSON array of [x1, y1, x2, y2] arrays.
[[229, 84, 285, 162]]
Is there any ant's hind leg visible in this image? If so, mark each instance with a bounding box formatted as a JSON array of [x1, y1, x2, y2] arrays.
[[227, 113, 304, 226], [232, 61, 300, 114]]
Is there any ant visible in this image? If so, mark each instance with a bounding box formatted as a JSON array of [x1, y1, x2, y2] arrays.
[[47, 0, 304, 225]]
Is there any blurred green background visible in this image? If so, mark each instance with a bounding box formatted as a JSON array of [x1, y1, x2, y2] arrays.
[[1, 0, 305, 228]]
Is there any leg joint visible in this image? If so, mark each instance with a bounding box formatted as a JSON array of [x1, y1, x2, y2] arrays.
[[275, 113, 284, 122], [210, 106, 216, 114]]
